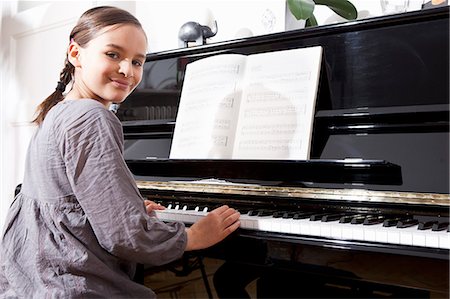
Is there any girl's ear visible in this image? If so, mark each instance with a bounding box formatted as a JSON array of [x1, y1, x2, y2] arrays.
[[67, 42, 81, 67]]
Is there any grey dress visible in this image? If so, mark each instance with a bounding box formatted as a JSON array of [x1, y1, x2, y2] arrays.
[[0, 99, 187, 298]]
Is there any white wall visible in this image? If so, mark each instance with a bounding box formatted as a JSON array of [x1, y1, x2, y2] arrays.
[[136, 0, 428, 53]]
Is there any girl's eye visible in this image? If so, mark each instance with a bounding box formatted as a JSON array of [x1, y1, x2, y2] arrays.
[[106, 52, 119, 59], [133, 60, 144, 67]]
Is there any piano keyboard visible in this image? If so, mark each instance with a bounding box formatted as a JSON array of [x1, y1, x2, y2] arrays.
[[154, 204, 450, 250]]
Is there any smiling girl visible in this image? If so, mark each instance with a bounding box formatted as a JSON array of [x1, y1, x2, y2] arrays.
[[0, 6, 240, 298]]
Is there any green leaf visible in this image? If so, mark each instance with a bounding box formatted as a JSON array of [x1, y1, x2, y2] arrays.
[[287, 0, 315, 20], [306, 14, 318, 27], [314, 0, 358, 20]]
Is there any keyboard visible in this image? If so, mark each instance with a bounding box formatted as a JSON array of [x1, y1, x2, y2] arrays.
[[154, 204, 450, 250]]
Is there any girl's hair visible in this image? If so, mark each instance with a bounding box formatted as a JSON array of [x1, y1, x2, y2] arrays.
[[33, 6, 145, 124]]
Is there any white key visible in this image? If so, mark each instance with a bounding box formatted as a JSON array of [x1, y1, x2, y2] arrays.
[[341, 223, 354, 240], [364, 223, 385, 242], [351, 224, 365, 242], [309, 221, 322, 236], [320, 221, 335, 238], [257, 216, 275, 232], [280, 219, 293, 234], [330, 223, 343, 239], [439, 231, 450, 249], [375, 226, 391, 243], [399, 225, 419, 246]]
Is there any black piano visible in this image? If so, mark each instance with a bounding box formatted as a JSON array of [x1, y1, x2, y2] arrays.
[[120, 7, 449, 298]]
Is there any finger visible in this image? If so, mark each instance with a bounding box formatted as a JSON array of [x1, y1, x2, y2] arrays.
[[152, 204, 166, 210], [219, 207, 238, 220], [223, 212, 240, 227], [211, 205, 229, 214], [223, 220, 241, 235]]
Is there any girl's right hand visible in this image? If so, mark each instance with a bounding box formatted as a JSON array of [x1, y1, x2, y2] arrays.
[[185, 205, 240, 251]]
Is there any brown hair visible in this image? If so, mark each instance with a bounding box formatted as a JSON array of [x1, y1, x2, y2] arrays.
[[33, 6, 145, 124]]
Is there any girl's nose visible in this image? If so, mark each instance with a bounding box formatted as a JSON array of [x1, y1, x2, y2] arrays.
[[119, 60, 133, 78]]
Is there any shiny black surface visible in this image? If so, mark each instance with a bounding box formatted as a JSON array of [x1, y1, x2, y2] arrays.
[[127, 159, 402, 185], [121, 7, 449, 194]]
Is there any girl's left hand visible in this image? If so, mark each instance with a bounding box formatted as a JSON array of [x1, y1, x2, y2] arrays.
[[144, 199, 165, 214]]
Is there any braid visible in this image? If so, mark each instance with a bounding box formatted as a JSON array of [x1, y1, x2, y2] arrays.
[[32, 58, 74, 125], [59, 58, 74, 87]]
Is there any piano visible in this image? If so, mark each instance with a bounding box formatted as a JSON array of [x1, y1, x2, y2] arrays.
[[120, 7, 449, 298]]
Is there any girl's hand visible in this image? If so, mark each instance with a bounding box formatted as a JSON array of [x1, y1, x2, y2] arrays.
[[185, 205, 240, 251], [144, 199, 165, 215]]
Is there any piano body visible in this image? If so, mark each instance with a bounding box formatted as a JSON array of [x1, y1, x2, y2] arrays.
[[119, 7, 449, 298]]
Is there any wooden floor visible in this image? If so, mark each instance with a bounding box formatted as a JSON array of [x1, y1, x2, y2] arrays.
[[144, 257, 257, 299]]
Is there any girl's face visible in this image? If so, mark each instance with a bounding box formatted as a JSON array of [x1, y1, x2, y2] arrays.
[[67, 24, 147, 107]]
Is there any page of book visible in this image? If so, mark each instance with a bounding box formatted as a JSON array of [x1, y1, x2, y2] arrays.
[[232, 46, 323, 160], [170, 46, 323, 160], [169, 54, 247, 159]]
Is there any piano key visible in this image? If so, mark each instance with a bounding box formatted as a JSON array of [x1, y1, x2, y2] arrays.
[[321, 214, 347, 222], [418, 221, 438, 230], [319, 221, 333, 237], [399, 225, 421, 246], [282, 212, 297, 219], [363, 216, 385, 225], [439, 231, 450, 249], [310, 213, 329, 221], [383, 217, 404, 227], [396, 218, 419, 228], [339, 214, 360, 223], [432, 222, 449, 231], [273, 211, 288, 218], [293, 212, 315, 219], [364, 223, 385, 242], [350, 215, 366, 224]]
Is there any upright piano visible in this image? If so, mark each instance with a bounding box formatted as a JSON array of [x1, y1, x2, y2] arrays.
[[119, 7, 449, 298]]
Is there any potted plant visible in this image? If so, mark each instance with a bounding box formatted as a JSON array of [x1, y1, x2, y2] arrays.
[[287, 0, 358, 27]]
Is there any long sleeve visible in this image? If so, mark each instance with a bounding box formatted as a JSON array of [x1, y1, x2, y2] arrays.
[[59, 100, 186, 266]]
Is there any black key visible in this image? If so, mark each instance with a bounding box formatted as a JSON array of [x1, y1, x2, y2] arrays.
[[248, 210, 260, 216], [351, 215, 367, 224], [363, 216, 385, 225], [397, 219, 419, 228], [418, 221, 438, 230], [237, 208, 250, 214], [293, 212, 315, 220], [310, 213, 329, 221], [248, 209, 276, 217], [273, 211, 288, 218], [322, 214, 346, 222], [383, 217, 404, 227], [282, 212, 297, 219], [339, 215, 361, 223], [432, 222, 449, 231], [259, 210, 276, 217]]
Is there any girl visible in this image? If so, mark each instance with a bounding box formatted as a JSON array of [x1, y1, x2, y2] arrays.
[[0, 6, 240, 298]]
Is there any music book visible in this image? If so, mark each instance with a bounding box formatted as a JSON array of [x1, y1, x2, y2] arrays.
[[169, 46, 323, 160]]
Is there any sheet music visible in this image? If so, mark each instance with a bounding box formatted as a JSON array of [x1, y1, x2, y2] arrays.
[[233, 47, 322, 160], [170, 46, 322, 160], [170, 54, 246, 159]]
